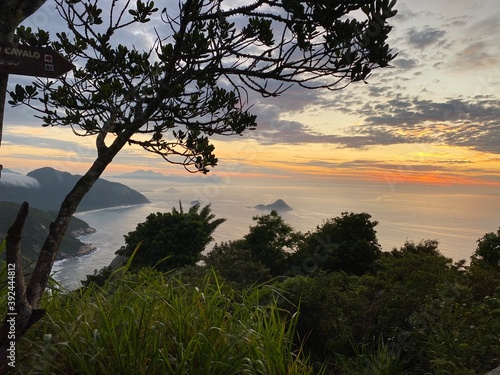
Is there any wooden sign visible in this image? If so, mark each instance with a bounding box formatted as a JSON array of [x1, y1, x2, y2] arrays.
[[0, 43, 73, 78]]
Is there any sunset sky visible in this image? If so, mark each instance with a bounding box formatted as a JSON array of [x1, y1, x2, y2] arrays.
[[1, 0, 499, 187]]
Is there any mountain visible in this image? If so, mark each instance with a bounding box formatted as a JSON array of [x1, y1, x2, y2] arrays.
[[0, 201, 96, 264], [0, 167, 150, 212], [255, 199, 293, 212], [111, 169, 223, 184], [112, 169, 166, 179]]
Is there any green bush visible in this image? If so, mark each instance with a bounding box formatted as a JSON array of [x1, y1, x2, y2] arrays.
[[410, 282, 500, 374], [116, 203, 225, 272], [273, 272, 372, 360]]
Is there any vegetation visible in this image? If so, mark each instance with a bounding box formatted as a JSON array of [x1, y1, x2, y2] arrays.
[[288, 212, 382, 276], [2, 210, 498, 373], [116, 203, 225, 272], [0, 201, 93, 264], [1, 0, 398, 357], [84, 203, 225, 286], [1, 265, 322, 374]]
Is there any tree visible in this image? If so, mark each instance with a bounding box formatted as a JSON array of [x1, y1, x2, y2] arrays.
[[471, 227, 500, 269], [203, 240, 272, 287], [467, 228, 500, 300], [1, 0, 397, 356], [243, 210, 303, 276], [370, 240, 456, 336], [116, 203, 225, 272], [204, 211, 302, 280], [290, 212, 381, 275]]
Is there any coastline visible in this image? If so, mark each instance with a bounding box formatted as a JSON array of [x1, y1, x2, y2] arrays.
[[74, 202, 151, 215], [57, 226, 98, 260], [77, 243, 97, 256]]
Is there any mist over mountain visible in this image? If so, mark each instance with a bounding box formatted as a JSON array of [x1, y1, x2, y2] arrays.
[[0, 173, 40, 188], [0, 167, 150, 212], [1, 168, 20, 174]]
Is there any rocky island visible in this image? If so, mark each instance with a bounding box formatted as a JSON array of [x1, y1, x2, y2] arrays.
[[255, 199, 293, 212]]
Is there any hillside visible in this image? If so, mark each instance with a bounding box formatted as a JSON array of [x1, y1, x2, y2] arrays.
[[0, 201, 96, 263], [0, 167, 150, 212]]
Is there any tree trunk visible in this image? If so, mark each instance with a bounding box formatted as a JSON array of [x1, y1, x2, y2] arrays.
[[0, 202, 32, 366], [0, 134, 128, 364], [0, 73, 8, 147], [26, 143, 122, 308]]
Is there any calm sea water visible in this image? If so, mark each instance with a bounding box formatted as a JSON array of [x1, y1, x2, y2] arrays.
[[52, 178, 500, 289]]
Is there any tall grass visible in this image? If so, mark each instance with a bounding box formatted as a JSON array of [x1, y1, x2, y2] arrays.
[[5, 266, 322, 374], [334, 337, 408, 375]]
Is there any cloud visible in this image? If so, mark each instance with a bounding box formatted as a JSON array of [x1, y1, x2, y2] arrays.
[[392, 4, 425, 23], [406, 27, 447, 49], [249, 117, 341, 145], [0, 173, 41, 188], [243, 106, 408, 148], [243, 89, 500, 156], [467, 12, 500, 39], [346, 95, 500, 153], [392, 57, 420, 70], [453, 41, 499, 71]]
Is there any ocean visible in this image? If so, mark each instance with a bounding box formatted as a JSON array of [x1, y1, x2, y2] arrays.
[[52, 177, 500, 289]]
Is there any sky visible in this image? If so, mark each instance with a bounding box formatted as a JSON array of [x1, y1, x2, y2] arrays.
[[1, 0, 499, 188]]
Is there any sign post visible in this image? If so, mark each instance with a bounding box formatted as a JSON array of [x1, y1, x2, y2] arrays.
[[0, 43, 73, 176], [0, 43, 73, 78]]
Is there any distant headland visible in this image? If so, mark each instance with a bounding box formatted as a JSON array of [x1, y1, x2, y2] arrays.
[[111, 169, 222, 184]]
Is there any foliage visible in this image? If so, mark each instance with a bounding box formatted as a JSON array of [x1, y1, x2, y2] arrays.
[[203, 240, 272, 288], [471, 227, 500, 269], [289, 212, 381, 275], [367, 240, 458, 336], [11, 0, 397, 174], [1, 0, 398, 346], [116, 203, 225, 272], [203, 210, 305, 282], [410, 285, 500, 374], [81, 264, 114, 288], [8, 268, 322, 374], [243, 210, 304, 276], [271, 238, 498, 374], [466, 262, 500, 301], [462, 229, 500, 302], [334, 337, 408, 375], [273, 272, 372, 360], [2, 211, 500, 374]]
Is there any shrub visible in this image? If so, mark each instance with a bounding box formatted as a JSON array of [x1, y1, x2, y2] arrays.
[[116, 203, 225, 272]]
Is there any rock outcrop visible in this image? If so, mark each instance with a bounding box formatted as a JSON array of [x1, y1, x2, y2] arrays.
[[255, 199, 292, 212]]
